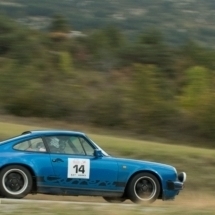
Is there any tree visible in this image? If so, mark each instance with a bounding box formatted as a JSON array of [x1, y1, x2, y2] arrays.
[[179, 66, 215, 138], [180, 66, 211, 113], [59, 51, 73, 75], [118, 29, 175, 76], [82, 27, 125, 71], [127, 64, 173, 134], [0, 15, 18, 55], [49, 14, 70, 33]]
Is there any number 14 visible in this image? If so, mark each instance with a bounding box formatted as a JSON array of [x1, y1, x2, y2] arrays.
[[73, 164, 85, 174]]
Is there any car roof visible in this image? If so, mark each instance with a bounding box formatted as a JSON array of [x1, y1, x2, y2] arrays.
[[21, 130, 85, 136], [0, 130, 86, 145]]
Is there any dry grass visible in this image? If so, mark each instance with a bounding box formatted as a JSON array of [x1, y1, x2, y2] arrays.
[[25, 191, 215, 208], [1, 115, 215, 214], [1, 193, 215, 215]]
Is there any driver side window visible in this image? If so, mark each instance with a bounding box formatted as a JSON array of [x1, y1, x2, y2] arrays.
[[45, 135, 94, 156]]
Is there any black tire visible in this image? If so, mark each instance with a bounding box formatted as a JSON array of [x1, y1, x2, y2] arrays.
[[126, 172, 160, 204], [0, 165, 33, 199], [103, 196, 126, 203]]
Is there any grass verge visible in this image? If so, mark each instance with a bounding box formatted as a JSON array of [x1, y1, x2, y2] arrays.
[[0, 117, 215, 213]]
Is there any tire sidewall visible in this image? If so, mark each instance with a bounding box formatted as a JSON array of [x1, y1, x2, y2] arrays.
[[127, 172, 160, 204], [0, 165, 32, 199]]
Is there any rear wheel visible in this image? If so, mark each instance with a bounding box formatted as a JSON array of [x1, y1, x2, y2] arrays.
[[103, 196, 126, 203], [127, 172, 160, 204], [0, 165, 33, 199]]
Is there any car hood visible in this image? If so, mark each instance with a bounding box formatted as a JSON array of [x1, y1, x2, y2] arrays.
[[112, 157, 176, 172]]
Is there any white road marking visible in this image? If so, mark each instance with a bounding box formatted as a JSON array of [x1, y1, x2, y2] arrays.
[[0, 198, 125, 205]]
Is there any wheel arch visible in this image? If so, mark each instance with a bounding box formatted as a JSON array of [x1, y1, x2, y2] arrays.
[[0, 163, 37, 193], [125, 170, 163, 199]]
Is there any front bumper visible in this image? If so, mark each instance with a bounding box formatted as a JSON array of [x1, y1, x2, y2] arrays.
[[167, 171, 186, 190], [162, 172, 186, 200], [166, 180, 184, 190]]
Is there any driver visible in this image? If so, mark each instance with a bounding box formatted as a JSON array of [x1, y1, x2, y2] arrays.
[[48, 137, 65, 153], [36, 142, 46, 152]]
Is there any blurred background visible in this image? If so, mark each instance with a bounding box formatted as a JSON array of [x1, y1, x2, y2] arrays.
[[1, 0, 215, 147]]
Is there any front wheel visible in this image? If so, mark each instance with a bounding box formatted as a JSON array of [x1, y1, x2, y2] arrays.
[[0, 165, 33, 199], [126, 173, 160, 204]]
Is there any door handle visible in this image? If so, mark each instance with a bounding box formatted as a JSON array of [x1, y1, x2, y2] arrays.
[[52, 158, 64, 162]]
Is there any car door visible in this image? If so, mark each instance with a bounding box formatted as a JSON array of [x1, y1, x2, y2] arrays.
[[45, 135, 119, 195], [12, 137, 57, 192]]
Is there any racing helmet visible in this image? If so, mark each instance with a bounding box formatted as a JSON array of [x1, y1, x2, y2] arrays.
[[49, 137, 60, 149]]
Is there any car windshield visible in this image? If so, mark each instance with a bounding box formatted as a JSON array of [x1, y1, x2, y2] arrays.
[[89, 139, 110, 157]]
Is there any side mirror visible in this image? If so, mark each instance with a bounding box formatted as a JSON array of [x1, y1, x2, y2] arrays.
[[94, 149, 103, 158]]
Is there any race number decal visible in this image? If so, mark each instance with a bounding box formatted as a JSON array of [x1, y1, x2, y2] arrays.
[[67, 158, 90, 179]]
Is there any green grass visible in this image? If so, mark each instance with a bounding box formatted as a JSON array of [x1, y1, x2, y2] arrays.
[[1, 118, 215, 213], [0, 122, 39, 138]]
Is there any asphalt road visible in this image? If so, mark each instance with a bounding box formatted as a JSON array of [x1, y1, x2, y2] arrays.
[[0, 198, 166, 214]]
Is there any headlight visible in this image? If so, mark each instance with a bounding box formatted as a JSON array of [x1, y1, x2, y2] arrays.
[[178, 172, 186, 183]]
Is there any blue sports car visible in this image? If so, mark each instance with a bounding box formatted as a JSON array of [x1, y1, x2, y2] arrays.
[[0, 130, 186, 203]]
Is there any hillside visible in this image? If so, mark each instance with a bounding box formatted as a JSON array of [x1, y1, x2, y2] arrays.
[[0, 0, 215, 47]]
